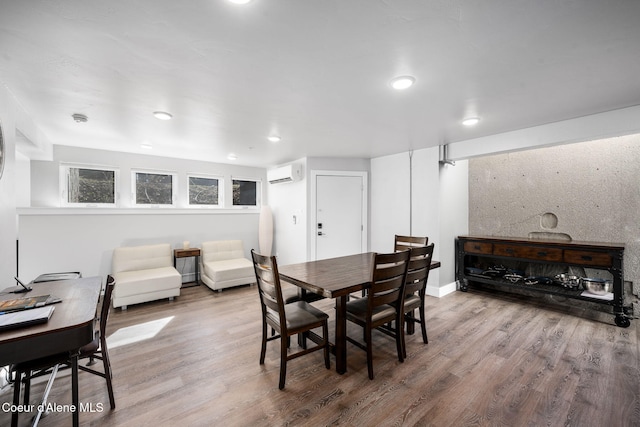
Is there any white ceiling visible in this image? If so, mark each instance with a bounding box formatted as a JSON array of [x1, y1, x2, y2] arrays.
[[2, 0, 640, 167]]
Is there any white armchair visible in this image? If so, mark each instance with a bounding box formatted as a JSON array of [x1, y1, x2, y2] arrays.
[[200, 240, 255, 291], [111, 243, 181, 309]]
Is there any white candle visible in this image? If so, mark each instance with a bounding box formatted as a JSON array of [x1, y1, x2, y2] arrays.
[[183, 241, 189, 249]]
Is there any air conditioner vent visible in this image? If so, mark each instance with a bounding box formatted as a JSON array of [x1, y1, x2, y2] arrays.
[[267, 164, 301, 184]]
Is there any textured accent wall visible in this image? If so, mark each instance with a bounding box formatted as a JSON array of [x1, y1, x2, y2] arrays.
[[469, 133, 640, 300]]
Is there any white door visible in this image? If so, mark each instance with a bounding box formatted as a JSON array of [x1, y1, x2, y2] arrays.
[[315, 174, 364, 260]]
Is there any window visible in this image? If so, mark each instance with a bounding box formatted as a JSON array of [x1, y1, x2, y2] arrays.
[[61, 164, 118, 206], [188, 175, 222, 207], [232, 178, 260, 207], [132, 170, 176, 206]]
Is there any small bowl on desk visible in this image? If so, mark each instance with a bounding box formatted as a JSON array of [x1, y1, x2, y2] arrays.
[[581, 278, 612, 295]]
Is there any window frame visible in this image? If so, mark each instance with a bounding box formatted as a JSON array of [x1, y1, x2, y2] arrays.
[[131, 169, 178, 208], [187, 173, 224, 208], [60, 163, 119, 207], [231, 176, 261, 209]]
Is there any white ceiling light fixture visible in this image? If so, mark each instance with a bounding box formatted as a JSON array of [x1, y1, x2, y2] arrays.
[[141, 141, 153, 150], [153, 111, 173, 121], [227, 153, 238, 160], [390, 75, 416, 90], [462, 117, 480, 126], [268, 135, 281, 143], [228, 0, 252, 4]]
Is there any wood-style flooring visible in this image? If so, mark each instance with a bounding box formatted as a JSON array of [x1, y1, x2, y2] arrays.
[[1, 282, 639, 427]]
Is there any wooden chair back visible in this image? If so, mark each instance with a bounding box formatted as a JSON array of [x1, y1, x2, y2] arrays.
[[404, 244, 435, 297], [100, 275, 115, 337], [251, 250, 285, 326], [368, 250, 410, 313], [394, 235, 428, 252]]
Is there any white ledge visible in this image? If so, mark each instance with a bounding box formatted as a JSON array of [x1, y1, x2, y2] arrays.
[[17, 207, 260, 216]]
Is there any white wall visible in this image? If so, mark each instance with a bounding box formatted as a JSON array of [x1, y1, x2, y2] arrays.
[[20, 145, 267, 283], [0, 86, 17, 282], [15, 151, 31, 207], [370, 147, 452, 295], [438, 159, 469, 288], [268, 159, 308, 265], [18, 211, 259, 283], [370, 152, 411, 252]]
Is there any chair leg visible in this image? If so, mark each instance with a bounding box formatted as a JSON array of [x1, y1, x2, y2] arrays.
[[32, 364, 60, 426], [279, 335, 288, 390], [260, 321, 268, 364], [23, 371, 31, 405], [396, 316, 405, 363], [366, 326, 374, 380], [323, 322, 330, 369], [12, 370, 22, 427], [419, 304, 428, 344], [101, 347, 116, 409]]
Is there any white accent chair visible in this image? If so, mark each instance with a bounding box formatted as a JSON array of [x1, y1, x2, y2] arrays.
[[111, 243, 181, 309], [200, 240, 255, 291]]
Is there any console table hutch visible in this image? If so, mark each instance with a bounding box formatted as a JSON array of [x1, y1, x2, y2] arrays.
[[456, 235, 631, 327]]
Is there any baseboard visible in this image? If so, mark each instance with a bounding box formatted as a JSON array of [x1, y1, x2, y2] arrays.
[[426, 281, 458, 298]]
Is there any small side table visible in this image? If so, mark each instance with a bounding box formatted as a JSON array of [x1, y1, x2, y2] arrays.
[[174, 248, 201, 288]]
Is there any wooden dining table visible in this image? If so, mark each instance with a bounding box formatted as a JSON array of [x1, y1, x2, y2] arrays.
[[0, 276, 102, 427], [278, 253, 440, 374]]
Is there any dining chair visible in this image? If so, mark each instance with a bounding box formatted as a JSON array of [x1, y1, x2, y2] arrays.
[[251, 250, 330, 390], [283, 286, 325, 304], [394, 235, 428, 252], [345, 249, 410, 380], [12, 275, 117, 422], [399, 244, 435, 357]]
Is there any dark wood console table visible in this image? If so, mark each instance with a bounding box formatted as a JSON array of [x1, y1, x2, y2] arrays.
[[174, 248, 201, 287], [456, 235, 631, 327]]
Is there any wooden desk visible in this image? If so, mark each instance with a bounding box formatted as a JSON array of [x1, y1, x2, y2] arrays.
[[0, 276, 102, 426], [279, 253, 441, 374]]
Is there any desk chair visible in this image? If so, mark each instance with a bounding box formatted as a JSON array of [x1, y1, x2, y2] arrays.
[[251, 250, 330, 389], [11, 276, 116, 425], [345, 250, 410, 380]]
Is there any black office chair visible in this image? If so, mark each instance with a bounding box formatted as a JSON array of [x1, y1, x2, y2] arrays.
[[251, 250, 330, 389], [11, 276, 116, 425]]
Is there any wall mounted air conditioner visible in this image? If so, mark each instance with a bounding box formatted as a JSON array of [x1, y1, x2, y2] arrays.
[[267, 164, 301, 184]]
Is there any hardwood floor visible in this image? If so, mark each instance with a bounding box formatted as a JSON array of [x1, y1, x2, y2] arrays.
[[1, 283, 639, 426]]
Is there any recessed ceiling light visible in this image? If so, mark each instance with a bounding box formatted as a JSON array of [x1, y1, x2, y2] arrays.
[[390, 76, 415, 90], [141, 141, 153, 149], [153, 111, 173, 120], [227, 153, 238, 160], [228, 0, 252, 4], [268, 135, 281, 143], [462, 117, 480, 126]]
